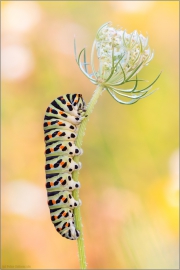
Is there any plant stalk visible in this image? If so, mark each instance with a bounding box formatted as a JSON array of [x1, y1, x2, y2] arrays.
[[72, 85, 103, 269]]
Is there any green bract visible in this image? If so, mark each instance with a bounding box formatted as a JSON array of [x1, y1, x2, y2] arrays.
[[74, 22, 161, 105]]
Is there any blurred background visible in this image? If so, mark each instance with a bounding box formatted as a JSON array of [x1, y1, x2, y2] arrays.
[[1, 1, 179, 269]]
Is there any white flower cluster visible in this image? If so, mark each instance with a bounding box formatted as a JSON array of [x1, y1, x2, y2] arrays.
[[95, 23, 154, 82], [75, 22, 160, 104]]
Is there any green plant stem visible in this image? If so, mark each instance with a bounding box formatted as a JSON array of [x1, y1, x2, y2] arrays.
[[72, 85, 103, 269]]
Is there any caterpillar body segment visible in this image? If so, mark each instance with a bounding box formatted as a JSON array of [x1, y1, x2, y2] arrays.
[[44, 94, 86, 240], [45, 106, 85, 125], [55, 219, 80, 240], [50, 207, 74, 223], [47, 190, 82, 209], [44, 129, 77, 143], [45, 141, 83, 157], [44, 118, 77, 132], [45, 155, 82, 174], [46, 173, 81, 191]]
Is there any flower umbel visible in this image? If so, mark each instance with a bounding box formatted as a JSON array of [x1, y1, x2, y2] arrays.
[[75, 22, 161, 105]]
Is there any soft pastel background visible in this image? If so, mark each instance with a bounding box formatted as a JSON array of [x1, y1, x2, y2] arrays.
[[1, 1, 179, 269]]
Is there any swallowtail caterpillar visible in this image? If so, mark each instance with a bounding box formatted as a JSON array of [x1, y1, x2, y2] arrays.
[[43, 94, 86, 240]]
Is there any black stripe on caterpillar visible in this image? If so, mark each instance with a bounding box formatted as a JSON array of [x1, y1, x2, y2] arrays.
[[44, 94, 86, 240]]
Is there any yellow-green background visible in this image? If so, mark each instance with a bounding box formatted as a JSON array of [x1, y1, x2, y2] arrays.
[[1, 1, 179, 269]]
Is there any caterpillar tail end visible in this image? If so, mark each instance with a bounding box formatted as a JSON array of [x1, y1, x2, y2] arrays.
[[63, 228, 80, 240]]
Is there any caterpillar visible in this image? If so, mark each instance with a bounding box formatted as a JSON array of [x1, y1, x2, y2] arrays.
[[43, 94, 87, 240]]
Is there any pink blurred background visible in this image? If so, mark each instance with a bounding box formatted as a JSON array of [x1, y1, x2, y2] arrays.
[[1, 1, 179, 269]]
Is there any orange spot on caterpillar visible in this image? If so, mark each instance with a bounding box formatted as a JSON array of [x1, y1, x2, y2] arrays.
[[67, 102, 71, 105], [58, 132, 62, 136], [59, 111, 64, 115], [50, 182, 54, 186], [52, 200, 56, 205], [60, 145, 64, 149], [61, 197, 66, 202], [54, 216, 58, 220], [62, 212, 67, 217], [48, 121, 51, 125], [58, 121, 63, 125], [60, 179, 64, 184], [50, 164, 54, 168], [50, 148, 54, 152], [48, 134, 52, 138], [75, 94, 78, 101], [60, 162, 65, 166], [65, 223, 69, 227]]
